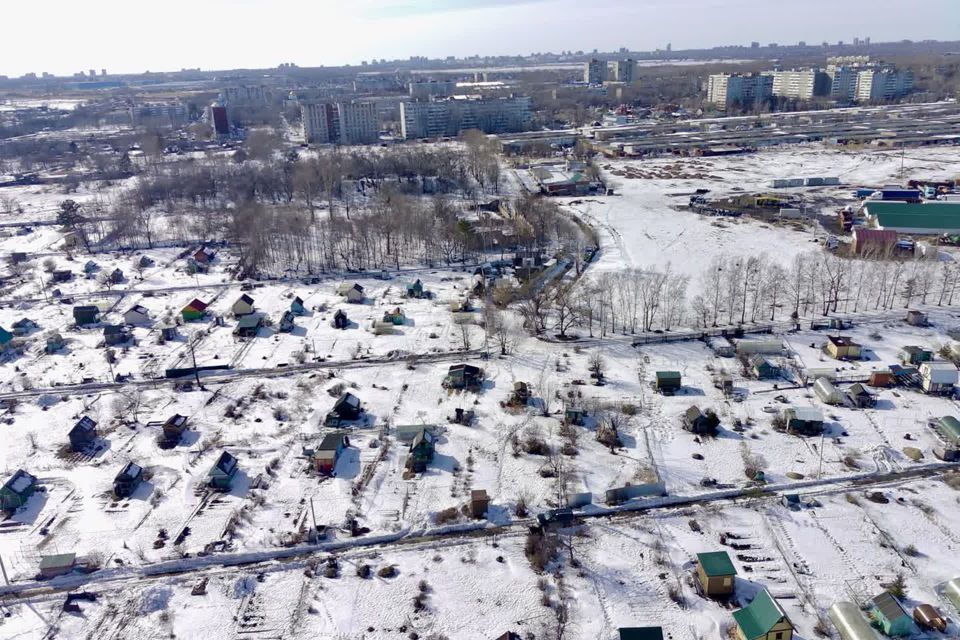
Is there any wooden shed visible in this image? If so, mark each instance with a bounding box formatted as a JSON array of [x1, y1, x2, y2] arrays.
[[696, 550, 737, 596]]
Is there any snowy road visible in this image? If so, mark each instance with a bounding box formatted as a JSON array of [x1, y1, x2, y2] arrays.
[[2, 459, 955, 603]]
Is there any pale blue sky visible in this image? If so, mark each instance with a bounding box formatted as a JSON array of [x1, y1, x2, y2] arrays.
[[2, 0, 958, 76]]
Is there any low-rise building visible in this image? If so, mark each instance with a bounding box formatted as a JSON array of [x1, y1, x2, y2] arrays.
[[337, 283, 365, 303], [232, 294, 255, 317], [870, 592, 913, 637], [920, 362, 958, 394], [123, 305, 151, 325], [733, 590, 794, 640], [208, 451, 239, 490], [696, 551, 737, 596], [73, 305, 100, 326], [783, 406, 824, 435], [181, 299, 208, 322], [655, 371, 682, 394], [113, 461, 144, 498], [1, 469, 37, 512], [824, 335, 862, 360], [313, 433, 349, 475], [69, 416, 98, 451]]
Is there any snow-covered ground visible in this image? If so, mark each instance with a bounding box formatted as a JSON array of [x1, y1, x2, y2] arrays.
[[561, 146, 960, 292], [4, 144, 960, 639]]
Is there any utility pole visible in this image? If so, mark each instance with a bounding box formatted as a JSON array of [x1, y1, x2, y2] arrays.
[[190, 338, 201, 388], [900, 144, 905, 180], [817, 430, 826, 480]]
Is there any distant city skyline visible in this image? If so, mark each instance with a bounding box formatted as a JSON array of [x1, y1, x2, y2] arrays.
[[2, 0, 958, 77]]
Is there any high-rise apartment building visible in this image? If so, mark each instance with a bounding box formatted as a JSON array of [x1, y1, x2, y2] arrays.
[[705, 73, 773, 109], [855, 68, 914, 101], [583, 58, 608, 84], [399, 96, 532, 140], [612, 59, 636, 83], [301, 101, 378, 144], [768, 70, 831, 100]]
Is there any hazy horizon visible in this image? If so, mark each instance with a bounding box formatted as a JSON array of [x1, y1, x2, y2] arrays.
[[3, 0, 958, 77]]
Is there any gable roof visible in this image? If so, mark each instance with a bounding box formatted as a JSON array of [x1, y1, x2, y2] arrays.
[[411, 428, 436, 449], [236, 315, 262, 329], [164, 414, 188, 429], [12, 318, 37, 328], [236, 294, 254, 305], [126, 305, 149, 316], [848, 383, 874, 397], [71, 416, 97, 436], [184, 298, 208, 311], [214, 451, 238, 475], [698, 550, 737, 577], [115, 461, 143, 482], [749, 354, 771, 367], [733, 590, 789, 640], [338, 392, 361, 409], [872, 592, 909, 621], [318, 433, 346, 452], [292, 296, 304, 305]]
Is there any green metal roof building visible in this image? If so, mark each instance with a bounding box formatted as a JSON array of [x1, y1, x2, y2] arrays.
[[733, 590, 794, 640], [698, 551, 737, 577], [697, 550, 738, 596], [864, 201, 960, 234]]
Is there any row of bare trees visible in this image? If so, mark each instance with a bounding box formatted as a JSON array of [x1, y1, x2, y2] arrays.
[[516, 250, 960, 338]]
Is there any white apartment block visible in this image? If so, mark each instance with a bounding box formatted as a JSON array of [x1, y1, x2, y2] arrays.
[[706, 73, 773, 109], [855, 68, 914, 102], [337, 101, 379, 145], [301, 102, 336, 144], [301, 101, 379, 145], [768, 70, 830, 100], [129, 102, 188, 127], [400, 96, 532, 140]]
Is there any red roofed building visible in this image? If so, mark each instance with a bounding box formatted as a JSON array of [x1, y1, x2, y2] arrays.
[[181, 298, 209, 322]]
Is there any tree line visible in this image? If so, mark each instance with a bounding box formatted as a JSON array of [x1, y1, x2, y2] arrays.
[[516, 249, 960, 338]]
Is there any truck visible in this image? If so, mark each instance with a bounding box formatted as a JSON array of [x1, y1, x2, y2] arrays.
[[857, 187, 923, 202]]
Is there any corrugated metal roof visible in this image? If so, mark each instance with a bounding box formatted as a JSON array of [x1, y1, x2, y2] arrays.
[[733, 590, 788, 640], [866, 201, 960, 231], [697, 551, 737, 577], [872, 592, 908, 623]]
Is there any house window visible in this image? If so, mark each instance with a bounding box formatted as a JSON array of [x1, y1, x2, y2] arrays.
[[775, 633, 784, 640], [723, 578, 732, 586]]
